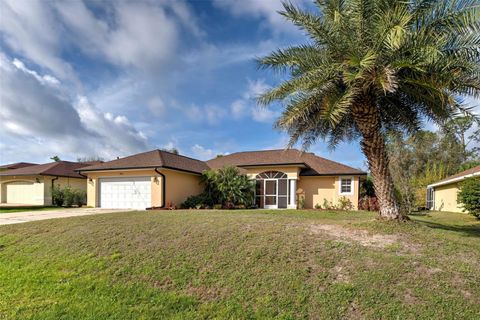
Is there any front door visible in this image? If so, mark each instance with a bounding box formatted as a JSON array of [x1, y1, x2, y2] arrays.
[[264, 179, 277, 209]]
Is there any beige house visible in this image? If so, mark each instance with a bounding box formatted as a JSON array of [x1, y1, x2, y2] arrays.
[[78, 150, 208, 209], [0, 161, 90, 205], [78, 149, 365, 210], [427, 166, 480, 212]]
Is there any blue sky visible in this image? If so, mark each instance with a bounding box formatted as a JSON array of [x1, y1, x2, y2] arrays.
[[0, 0, 477, 169]]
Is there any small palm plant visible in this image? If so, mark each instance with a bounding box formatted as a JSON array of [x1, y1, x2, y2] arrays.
[[201, 166, 255, 207], [258, 0, 480, 220]]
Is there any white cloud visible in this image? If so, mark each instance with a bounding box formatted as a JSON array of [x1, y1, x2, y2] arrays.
[[147, 97, 166, 116], [231, 99, 247, 119], [0, 0, 77, 81], [0, 54, 149, 163], [185, 104, 226, 125], [191, 144, 219, 160], [0, 0, 202, 80], [213, 0, 308, 34], [229, 79, 278, 123]]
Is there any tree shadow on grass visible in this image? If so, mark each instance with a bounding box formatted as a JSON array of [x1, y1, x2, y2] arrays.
[[415, 220, 480, 238]]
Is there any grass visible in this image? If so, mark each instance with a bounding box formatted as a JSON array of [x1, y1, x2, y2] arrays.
[[0, 206, 64, 214], [0, 210, 479, 319]]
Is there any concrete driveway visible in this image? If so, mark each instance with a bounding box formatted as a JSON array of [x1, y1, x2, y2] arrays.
[[0, 208, 132, 225]]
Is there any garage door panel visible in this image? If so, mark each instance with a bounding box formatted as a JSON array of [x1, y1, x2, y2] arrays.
[[99, 177, 151, 209], [5, 181, 37, 204]]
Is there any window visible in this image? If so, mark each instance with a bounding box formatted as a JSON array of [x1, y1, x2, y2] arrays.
[[339, 177, 353, 195]]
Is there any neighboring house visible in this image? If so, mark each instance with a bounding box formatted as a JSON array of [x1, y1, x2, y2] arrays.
[[78, 149, 366, 210], [0, 161, 94, 205], [426, 165, 480, 212], [0, 162, 37, 171]]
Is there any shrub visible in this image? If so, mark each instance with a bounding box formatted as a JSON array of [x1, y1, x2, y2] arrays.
[[63, 187, 75, 207], [358, 196, 379, 211], [51, 185, 86, 207], [337, 196, 354, 211], [322, 198, 336, 210], [73, 190, 87, 206], [298, 196, 305, 209], [181, 194, 207, 209], [314, 203, 321, 209], [52, 185, 65, 206], [458, 177, 480, 219]]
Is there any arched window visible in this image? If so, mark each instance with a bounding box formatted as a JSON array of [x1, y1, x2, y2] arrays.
[[256, 171, 287, 179]]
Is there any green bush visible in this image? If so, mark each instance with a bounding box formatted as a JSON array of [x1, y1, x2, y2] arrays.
[[337, 196, 354, 211], [51, 185, 87, 207], [181, 194, 208, 209], [458, 177, 480, 219], [181, 167, 255, 209], [52, 185, 65, 206]]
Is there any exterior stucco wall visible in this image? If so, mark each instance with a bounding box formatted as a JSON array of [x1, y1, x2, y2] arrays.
[[84, 168, 203, 208], [297, 176, 360, 209], [162, 169, 204, 207], [434, 183, 462, 212], [0, 175, 46, 205]]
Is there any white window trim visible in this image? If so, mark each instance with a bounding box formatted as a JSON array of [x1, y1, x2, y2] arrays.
[[339, 176, 354, 195]]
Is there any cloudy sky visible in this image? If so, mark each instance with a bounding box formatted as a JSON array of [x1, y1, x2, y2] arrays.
[[0, 0, 477, 168]]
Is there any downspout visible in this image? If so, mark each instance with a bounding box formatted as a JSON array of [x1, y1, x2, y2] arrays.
[[51, 176, 59, 205], [154, 168, 166, 208]]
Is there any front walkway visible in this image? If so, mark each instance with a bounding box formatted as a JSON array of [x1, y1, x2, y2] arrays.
[[0, 208, 132, 225]]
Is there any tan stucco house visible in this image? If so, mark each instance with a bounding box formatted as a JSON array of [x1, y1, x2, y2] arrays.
[[78, 149, 365, 210], [426, 165, 480, 212], [0, 161, 90, 205]]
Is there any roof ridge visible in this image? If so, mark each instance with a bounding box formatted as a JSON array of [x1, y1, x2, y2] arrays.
[[157, 149, 208, 163], [209, 148, 302, 160]]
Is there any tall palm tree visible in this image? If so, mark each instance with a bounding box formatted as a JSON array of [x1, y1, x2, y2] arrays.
[[258, 0, 480, 220]]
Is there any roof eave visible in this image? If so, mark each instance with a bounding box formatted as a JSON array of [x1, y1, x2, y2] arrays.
[[427, 172, 479, 188], [77, 165, 204, 175]]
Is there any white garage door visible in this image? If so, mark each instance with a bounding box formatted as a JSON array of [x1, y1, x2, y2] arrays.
[[99, 177, 151, 209], [6, 181, 36, 204]]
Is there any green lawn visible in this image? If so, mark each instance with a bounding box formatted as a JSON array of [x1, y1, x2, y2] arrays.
[[1, 210, 479, 319], [0, 206, 63, 214]]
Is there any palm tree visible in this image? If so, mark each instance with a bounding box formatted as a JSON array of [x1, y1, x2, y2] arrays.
[[258, 0, 480, 220]]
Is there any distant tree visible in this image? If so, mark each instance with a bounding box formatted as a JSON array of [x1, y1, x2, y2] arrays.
[[50, 155, 61, 162], [444, 116, 479, 162], [258, 0, 480, 220], [458, 161, 480, 173], [387, 131, 457, 212], [162, 148, 179, 155]]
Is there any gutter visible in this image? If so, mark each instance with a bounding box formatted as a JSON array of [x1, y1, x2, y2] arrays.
[[153, 167, 166, 209]]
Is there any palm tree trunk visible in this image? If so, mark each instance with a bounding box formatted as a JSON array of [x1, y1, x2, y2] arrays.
[[352, 103, 405, 220]]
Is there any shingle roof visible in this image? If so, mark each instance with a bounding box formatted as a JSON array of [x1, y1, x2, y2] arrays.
[[429, 165, 480, 187], [78, 149, 210, 174], [0, 162, 37, 170], [207, 149, 365, 176], [0, 161, 96, 178]]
